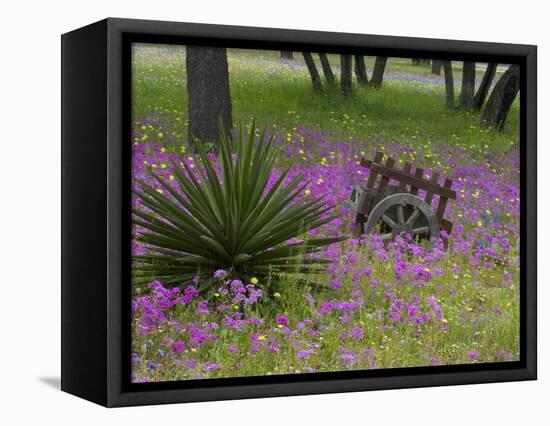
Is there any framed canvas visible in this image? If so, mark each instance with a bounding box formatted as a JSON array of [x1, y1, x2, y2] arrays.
[[61, 18, 537, 407]]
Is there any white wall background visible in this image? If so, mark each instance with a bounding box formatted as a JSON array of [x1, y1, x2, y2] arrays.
[[0, 0, 546, 424]]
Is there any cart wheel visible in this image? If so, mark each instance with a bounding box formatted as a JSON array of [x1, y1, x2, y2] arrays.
[[364, 193, 440, 242]]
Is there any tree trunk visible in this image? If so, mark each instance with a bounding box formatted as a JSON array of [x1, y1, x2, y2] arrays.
[[341, 54, 353, 96], [370, 56, 388, 88], [473, 63, 497, 111], [302, 52, 323, 93], [318, 53, 335, 85], [186, 46, 232, 150], [481, 64, 520, 131], [354, 55, 369, 86], [442, 60, 455, 109], [459, 61, 476, 110], [431, 60, 442, 75], [280, 51, 294, 59]]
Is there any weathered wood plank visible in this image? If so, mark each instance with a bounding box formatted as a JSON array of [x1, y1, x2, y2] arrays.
[[373, 157, 395, 206], [436, 178, 454, 221], [441, 218, 453, 235], [398, 162, 412, 192], [360, 151, 384, 215], [364, 151, 384, 189], [409, 167, 424, 195], [360, 159, 456, 199], [425, 172, 440, 205]]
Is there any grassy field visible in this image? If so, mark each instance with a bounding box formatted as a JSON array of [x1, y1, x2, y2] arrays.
[[130, 44, 520, 382], [132, 46, 518, 155]]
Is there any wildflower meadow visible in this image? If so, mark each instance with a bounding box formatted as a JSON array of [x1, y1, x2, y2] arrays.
[[130, 45, 520, 383]]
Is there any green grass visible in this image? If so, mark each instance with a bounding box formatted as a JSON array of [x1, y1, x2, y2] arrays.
[[132, 240, 519, 380], [131, 45, 519, 156], [130, 45, 520, 381]]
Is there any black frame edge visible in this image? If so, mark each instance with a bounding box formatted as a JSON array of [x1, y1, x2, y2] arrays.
[[107, 17, 536, 60], [523, 45, 537, 380], [61, 19, 109, 406], [59, 17, 537, 407]]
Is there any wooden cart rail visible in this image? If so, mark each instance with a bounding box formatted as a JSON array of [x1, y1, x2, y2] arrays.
[[360, 158, 456, 200], [352, 151, 457, 237]]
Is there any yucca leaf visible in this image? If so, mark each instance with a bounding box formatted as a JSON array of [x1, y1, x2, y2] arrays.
[[199, 235, 231, 260], [232, 253, 252, 265], [250, 237, 346, 261], [137, 233, 206, 256], [239, 177, 309, 246], [134, 254, 215, 265], [132, 124, 348, 292], [134, 183, 222, 243], [132, 208, 205, 243]]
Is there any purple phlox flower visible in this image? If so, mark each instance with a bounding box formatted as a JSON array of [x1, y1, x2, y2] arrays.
[[131, 353, 141, 365], [202, 362, 220, 372], [195, 300, 210, 315], [339, 347, 358, 368], [330, 279, 342, 290], [468, 351, 480, 360], [276, 315, 289, 327], [297, 349, 314, 360], [170, 340, 185, 353], [213, 269, 227, 279], [184, 359, 197, 369]]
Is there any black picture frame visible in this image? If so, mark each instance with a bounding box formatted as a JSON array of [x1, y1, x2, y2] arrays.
[[61, 17, 537, 407]]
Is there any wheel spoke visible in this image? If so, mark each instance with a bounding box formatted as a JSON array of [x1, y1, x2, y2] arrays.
[[381, 214, 397, 228], [364, 193, 439, 243], [405, 207, 421, 226], [412, 226, 430, 235], [397, 204, 405, 224]]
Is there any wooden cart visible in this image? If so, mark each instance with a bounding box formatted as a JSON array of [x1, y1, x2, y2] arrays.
[[347, 151, 456, 241]]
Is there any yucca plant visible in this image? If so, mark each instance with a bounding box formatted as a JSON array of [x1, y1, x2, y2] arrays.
[[132, 123, 347, 292]]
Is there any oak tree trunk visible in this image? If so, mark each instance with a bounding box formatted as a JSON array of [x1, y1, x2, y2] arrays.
[[280, 51, 294, 59], [341, 54, 353, 96], [482, 64, 520, 131], [354, 55, 369, 86], [442, 60, 455, 109], [319, 53, 335, 85], [303, 52, 323, 93], [473, 63, 497, 111], [431, 60, 442, 75], [459, 61, 476, 110], [186, 46, 232, 151], [370, 56, 388, 88]]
